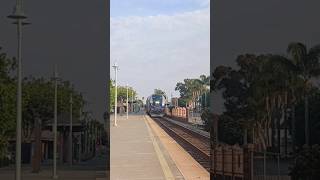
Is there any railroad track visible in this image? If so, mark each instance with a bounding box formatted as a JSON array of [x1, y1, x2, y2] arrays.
[[152, 117, 210, 172]]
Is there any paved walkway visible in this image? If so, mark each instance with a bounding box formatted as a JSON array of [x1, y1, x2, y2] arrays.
[[111, 112, 209, 180], [0, 153, 107, 180], [110, 113, 183, 180]]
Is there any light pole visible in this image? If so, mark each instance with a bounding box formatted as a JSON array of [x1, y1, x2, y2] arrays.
[[126, 84, 129, 119], [131, 91, 134, 112], [80, 96, 89, 157], [52, 65, 59, 179], [7, 1, 29, 179], [79, 107, 82, 163], [69, 89, 73, 166], [112, 63, 119, 126]]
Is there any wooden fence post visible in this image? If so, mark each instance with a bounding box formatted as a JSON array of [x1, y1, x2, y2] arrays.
[[222, 146, 225, 180], [232, 147, 234, 180], [243, 144, 254, 180]]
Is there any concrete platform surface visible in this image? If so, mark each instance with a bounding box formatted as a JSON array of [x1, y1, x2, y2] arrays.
[[146, 116, 209, 180], [0, 147, 107, 180], [110, 113, 183, 180], [0, 166, 107, 180]]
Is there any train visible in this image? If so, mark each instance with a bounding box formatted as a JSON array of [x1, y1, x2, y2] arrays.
[[146, 94, 166, 117]]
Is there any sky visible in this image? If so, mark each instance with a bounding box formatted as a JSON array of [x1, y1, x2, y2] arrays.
[[211, 0, 320, 114], [0, 0, 107, 120], [110, 0, 210, 100]]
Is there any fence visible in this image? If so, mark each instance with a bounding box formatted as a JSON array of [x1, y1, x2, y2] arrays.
[[252, 151, 292, 180], [211, 144, 292, 180], [0, 157, 11, 167], [212, 144, 245, 180], [165, 107, 204, 125], [165, 107, 188, 120]]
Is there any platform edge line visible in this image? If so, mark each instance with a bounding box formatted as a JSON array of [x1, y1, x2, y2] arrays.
[[144, 115, 175, 180]]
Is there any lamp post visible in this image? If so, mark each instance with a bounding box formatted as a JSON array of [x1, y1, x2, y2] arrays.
[[126, 84, 129, 119], [52, 65, 59, 179], [7, 1, 29, 179], [131, 91, 134, 112], [69, 89, 73, 166], [79, 107, 82, 163], [112, 63, 119, 126], [80, 95, 89, 157]]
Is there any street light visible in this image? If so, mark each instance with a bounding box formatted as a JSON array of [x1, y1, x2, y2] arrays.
[[78, 106, 82, 163], [79, 93, 90, 156], [69, 86, 73, 166], [7, 1, 29, 179], [126, 84, 129, 119], [131, 91, 134, 113], [52, 65, 60, 179], [112, 63, 119, 126]]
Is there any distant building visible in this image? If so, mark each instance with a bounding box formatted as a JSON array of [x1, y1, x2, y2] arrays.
[[8, 113, 93, 165], [171, 97, 179, 107]]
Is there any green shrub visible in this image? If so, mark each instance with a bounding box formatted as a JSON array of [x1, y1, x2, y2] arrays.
[[290, 145, 320, 180]]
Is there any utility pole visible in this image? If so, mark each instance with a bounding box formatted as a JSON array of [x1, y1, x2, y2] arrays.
[[204, 91, 207, 108], [126, 84, 129, 119], [112, 63, 119, 126], [87, 119, 92, 155], [7, 1, 30, 179], [84, 111, 88, 157], [131, 91, 134, 112], [79, 107, 82, 163], [53, 65, 58, 179], [69, 91, 73, 166], [84, 117, 87, 157]]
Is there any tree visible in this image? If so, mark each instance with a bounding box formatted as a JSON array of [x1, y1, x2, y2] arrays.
[[211, 53, 303, 150], [175, 75, 210, 107], [109, 80, 137, 111], [21, 77, 85, 172], [109, 80, 115, 110], [287, 42, 320, 146], [294, 89, 320, 146], [0, 47, 16, 160], [22, 77, 85, 142], [117, 86, 136, 102], [199, 75, 210, 86], [290, 145, 320, 180], [0, 46, 91, 169], [154, 89, 167, 98]]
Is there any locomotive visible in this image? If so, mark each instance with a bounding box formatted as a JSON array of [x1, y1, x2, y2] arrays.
[[146, 94, 166, 117]]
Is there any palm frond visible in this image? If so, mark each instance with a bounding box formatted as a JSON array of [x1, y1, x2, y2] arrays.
[[287, 42, 307, 65]]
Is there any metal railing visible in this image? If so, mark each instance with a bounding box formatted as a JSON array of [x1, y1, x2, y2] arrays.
[[252, 151, 292, 180]]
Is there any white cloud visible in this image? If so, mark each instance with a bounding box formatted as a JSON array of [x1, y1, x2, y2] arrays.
[[111, 7, 210, 99], [193, 0, 210, 7]]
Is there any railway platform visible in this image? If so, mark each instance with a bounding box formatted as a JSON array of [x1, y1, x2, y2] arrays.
[[110, 112, 209, 180]]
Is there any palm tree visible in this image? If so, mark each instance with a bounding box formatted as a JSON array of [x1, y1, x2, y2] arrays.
[[200, 75, 210, 86], [265, 55, 303, 153], [287, 42, 320, 146]]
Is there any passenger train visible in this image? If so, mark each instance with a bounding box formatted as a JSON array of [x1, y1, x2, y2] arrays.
[[146, 94, 166, 117]]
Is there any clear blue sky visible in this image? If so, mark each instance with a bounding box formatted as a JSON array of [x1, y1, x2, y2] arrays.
[[111, 0, 209, 17], [110, 0, 210, 100]]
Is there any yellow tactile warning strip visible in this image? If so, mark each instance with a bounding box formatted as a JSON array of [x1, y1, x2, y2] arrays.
[[144, 116, 175, 180], [145, 115, 210, 180]]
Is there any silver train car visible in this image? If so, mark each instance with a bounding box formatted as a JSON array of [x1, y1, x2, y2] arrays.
[[146, 94, 166, 117]]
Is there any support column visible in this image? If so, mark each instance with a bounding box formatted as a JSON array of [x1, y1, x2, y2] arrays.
[[243, 144, 254, 180], [32, 118, 41, 173], [59, 133, 64, 164]]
